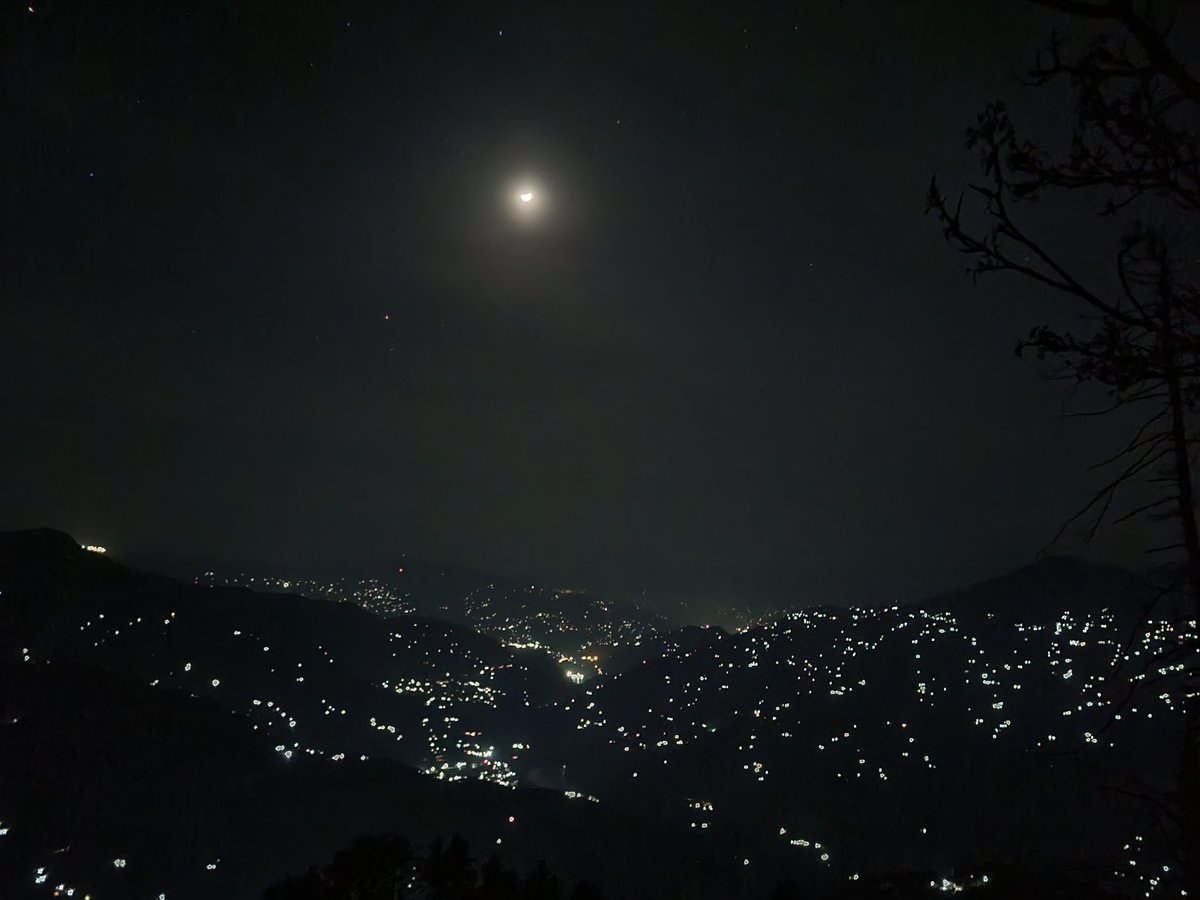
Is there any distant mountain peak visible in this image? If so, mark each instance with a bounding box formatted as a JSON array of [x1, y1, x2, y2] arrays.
[[919, 553, 1156, 620], [0, 527, 87, 557]]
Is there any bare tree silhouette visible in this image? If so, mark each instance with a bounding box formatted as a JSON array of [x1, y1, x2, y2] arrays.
[[928, 1, 1200, 892]]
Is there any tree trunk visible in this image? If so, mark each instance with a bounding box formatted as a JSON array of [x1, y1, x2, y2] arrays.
[[1162, 311, 1200, 898]]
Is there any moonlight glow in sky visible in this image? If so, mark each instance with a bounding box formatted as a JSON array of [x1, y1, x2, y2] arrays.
[[507, 177, 547, 225], [0, 0, 1158, 613]]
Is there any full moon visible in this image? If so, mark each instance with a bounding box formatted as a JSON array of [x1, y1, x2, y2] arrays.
[[519, 191, 533, 202]]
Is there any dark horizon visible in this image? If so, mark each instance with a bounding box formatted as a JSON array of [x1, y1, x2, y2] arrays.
[[31, 524, 1150, 627]]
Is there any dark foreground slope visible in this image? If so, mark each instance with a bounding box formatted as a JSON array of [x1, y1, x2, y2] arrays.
[[0, 529, 567, 781], [1, 530, 1190, 898], [0, 531, 785, 899], [1, 659, 781, 900]]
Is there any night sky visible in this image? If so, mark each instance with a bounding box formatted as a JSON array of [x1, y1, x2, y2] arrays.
[[1, 1, 1148, 611]]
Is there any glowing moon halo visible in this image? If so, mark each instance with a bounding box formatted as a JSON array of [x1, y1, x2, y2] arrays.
[[507, 178, 544, 225]]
